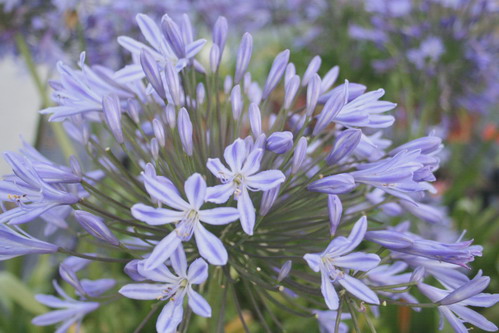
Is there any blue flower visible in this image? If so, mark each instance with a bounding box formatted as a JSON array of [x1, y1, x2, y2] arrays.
[[304, 217, 380, 309], [206, 138, 285, 235], [119, 247, 211, 333], [32, 281, 100, 333], [132, 171, 239, 268]]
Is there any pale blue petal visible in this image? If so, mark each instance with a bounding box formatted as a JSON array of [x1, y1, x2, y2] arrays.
[[206, 183, 234, 204], [237, 188, 255, 235], [240, 148, 263, 176], [145, 232, 182, 270], [321, 271, 339, 310], [333, 252, 380, 271], [143, 174, 189, 210], [156, 301, 183, 333], [245, 170, 285, 191], [303, 253, 321, 273], [171, 245, 188, 277], [224, 139, 246, 172], [194, 224, 228, 265], [206, 158, 232, 179], [188, 286, 212, 317], [187, 258, 209, 284], [131, 204, 184, 225], [338, 274, 379, 305], [184, 173, 207, 210], [118, 283, 165, 300], [198, 207, 239, 225], [450, 305, 498, 332]]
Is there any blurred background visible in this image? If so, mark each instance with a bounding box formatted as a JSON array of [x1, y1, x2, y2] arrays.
[[0, 0, 497, 332]]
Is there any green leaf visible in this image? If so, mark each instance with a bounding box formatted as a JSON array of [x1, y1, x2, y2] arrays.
[[0, 272, 47, 315]]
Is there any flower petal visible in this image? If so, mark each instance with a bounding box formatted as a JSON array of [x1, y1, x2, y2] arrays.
[[333, 252, 380, 271], [184, 173, 207, 210], [188, 286, 212, 317], [321, 271, 339, 310], [118, 283, 165, 300], [303, 253, 321, 273], [238, 188, 255, 235], [224, 139, 246, 172], [131, 203, 184, 225], [206, 183, 235, 204], [187, 258, 209, 284], [156, 301, 184, 333], [245, 170, 285, 191], [240, 148, 263, 176], [450, 304, 498, 332], [338, 274, 379, 305], [199, 207, 239, 225], [171, 245, 188, 277], [143, 173, 189, 210], [144, 232, 182, 270], [207, 158, 232, 180], [194, 224, 228, 265]]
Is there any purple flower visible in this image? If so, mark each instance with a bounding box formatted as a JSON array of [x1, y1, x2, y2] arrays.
[[304, 217, 380, 309], [119, 248, 211, 333], [234, 32, 253, 84], [418, 274, 498, 332], [132, 172, 239, 267], [206, 138, 285, 235], [266, 131, 293, 154], [365, 223, 482, 268], [0, 224, 58, 260], [262, 49, 290, 99], [32, 281, 100, 333]]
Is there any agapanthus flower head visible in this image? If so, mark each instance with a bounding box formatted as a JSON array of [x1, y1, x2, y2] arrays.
[[0, 10, 496, 333]]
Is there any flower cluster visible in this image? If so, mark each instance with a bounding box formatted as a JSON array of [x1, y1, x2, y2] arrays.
[[0, 12, 497, 333]]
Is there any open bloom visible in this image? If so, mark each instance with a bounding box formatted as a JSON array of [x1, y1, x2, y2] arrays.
[[119, 248, 211, 333], [32, 281, 100, 333], [206, 138, 285, 235], [132, 171, 239, 268], [304, 217, 381, 309], [418, 272, 499, 332]]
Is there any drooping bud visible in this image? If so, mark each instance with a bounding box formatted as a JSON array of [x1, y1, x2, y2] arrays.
[[326, 128, 362, 165], [266, 131, 293, 154], [74, 210, 120, 246], [178, 107, 193, 156], [308, 174, 356, 194]]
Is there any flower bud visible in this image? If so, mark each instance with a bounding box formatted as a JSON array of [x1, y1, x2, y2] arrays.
[[320, 65, 339, 94], [260, 184, 280, 216], [277, 260, 292, 282], [150, 138, 159, 160], [235, 32, 253, 84], [284, 63, 296, 87], [196, 82, 205, 106], [327, 195, 343, 235], [74, 210, 120, 246], [102, 94, 124, 144], [302, 55, 321, 86], [210, 44, 220, 73], [326, 128, 362, 165], [165, 104, 176, 129], [266, 131, 293, 154], [284, 75, 300, 109], [224, 75, 233, 94], [178, 107, 193, 155], [308, 174, 356, 194], [306, 74, 321, 116], [263, 49, 290, 99], [292, 137, 307, 174], [140, 49, 165, 99], [152, 118, 166, 147], [231, 85, 243, 120], [161, 14, 185, 58], [249, 103, 262, 137], [313, 81, 348, 136], [164, 60, 181, 106], [212, 16, 228, 59]]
